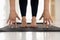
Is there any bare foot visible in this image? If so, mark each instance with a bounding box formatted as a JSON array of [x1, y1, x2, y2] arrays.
[[31, 17, 37, 27], [21, 16, 27, 27]]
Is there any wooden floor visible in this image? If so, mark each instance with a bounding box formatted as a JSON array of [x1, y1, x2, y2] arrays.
[[0, 23, 60, 32]]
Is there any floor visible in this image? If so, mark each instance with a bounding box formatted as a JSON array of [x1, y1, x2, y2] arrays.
[[0, 32, 60, 40]]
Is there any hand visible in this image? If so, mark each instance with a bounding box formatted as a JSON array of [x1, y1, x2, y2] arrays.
[[7, 10, 20, 28], [39, 10, 53, 28]]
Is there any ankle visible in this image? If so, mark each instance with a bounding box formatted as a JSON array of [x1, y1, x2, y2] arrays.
[[32, 17, 36, 23], [22, 16, 26, 18], [22, 16, 26, 20], [32, 16, 36, 20]]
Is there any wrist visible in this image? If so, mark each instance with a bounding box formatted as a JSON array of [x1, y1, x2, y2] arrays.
[[44, 8, 49, 12], [10, 7, 15, 11]]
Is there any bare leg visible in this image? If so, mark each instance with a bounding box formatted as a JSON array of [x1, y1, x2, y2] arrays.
[[19, 0, 27, 27], [31, 16, 37, 27], [31, 0, 39, 27], [21, 16, 27, 27]]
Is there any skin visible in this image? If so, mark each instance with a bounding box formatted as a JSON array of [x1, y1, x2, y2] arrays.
[[21, 16, 27, 27], [7, 0, 20, 28], [31, 16, 37, 27], [40, 0, 53, 28], [7, 0, 53, 28]]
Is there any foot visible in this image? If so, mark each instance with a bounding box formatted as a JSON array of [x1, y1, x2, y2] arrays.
[[21, 16, 27, 27], [31, 17, 37, 27]]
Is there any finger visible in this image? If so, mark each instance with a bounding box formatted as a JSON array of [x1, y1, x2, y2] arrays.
[[9, 20, 11, 25], [46, 19, 51, 28], [48, 19, 50, 25], [12, 19, 17, 28], [11, 19, 16, 24], [11, 19, 17, 28], [9, 20, 12, 28], [11, 18, 16, 22], [17, 15, 20, 20], [15, 22, 17, 28], [43, 18, 46, 26], [7, 19, 9, 23], [45, 19, 49, 28], [39, 16, 43, 20], [46, 21, 49, 28], [43, 17, 47, 23], [10, 20, 16, 28], [43, 18, 48, 28], [12, 21, 15, 25], [50, 17, 53, 23], [45, 20, 48, 28]]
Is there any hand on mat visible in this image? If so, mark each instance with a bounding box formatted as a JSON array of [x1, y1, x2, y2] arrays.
[[39, 10, 53, 28], [7, 10, 20, 28]]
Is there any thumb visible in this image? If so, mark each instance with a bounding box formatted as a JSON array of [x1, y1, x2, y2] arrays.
[[7, 18, 9, 23], [39, 15, 43, 20], [16, 13, 20, 20], [17, 15, 20, 20], [39, 12, 44, 20]]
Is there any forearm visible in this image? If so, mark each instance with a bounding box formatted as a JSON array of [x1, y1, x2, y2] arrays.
[[44, 0, 49, 11], [10, 0, 15, 11]]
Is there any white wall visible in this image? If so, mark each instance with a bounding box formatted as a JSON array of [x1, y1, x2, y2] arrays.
[[0, 0, 60, 28], [53, 0, 60, 27], [0, 0, 9, 28], [0, 0, 44, 28], [15, 0, 44, 23]]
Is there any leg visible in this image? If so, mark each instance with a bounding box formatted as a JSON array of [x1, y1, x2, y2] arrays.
[[31, 0, 39, 27], [19, 0, 27, 27]]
